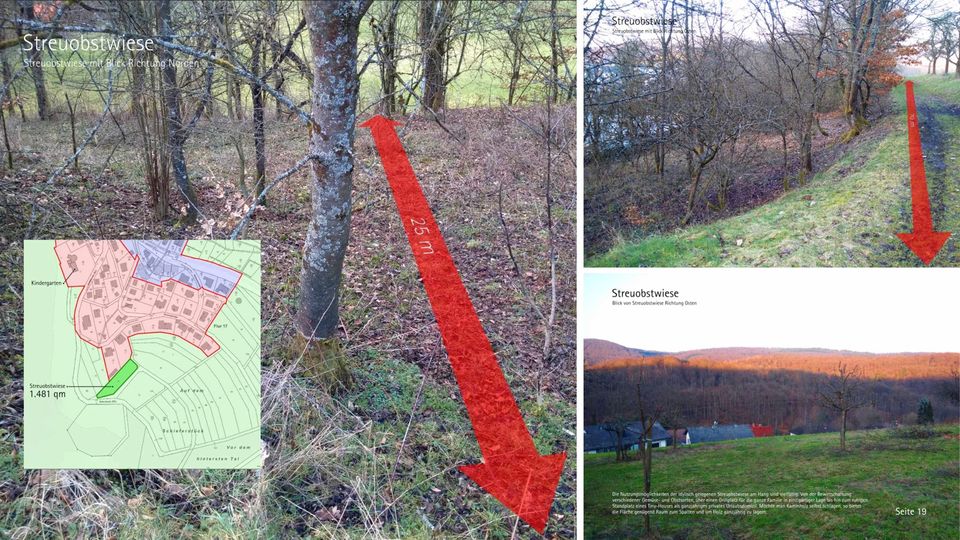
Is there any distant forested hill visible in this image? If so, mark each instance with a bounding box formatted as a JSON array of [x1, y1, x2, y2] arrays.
[[585, 342, 960, 433]]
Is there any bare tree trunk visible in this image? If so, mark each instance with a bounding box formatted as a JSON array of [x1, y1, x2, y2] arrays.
[[250, 30, 267, 204], [845, 76, 865, 121], [420, 0, 439, 109], [267, 0, 284, 119], [840, 409, 847, 451], [221, 10, 244, 121], [272, 57, 284, 118], [213, 5, 236, 121], [634, 383, 659, 536], [643, 438, 652, 533], [549, 0, 559, 104], [1, 53, 26, 121], [419, 0, 454, 111], [505, 2, 525, 106], [780, 130, 789, 189], [64, 93, 78, 172], [17, 0, 48, 120], [542, 90, 557, 368], [840, 0, 876, 138], [800, 125, 813, 174], [127, 2, 170, 221], [0, 103, 12, 169], [374, 0, 400, 115], [126, 0, 170, 220], [157, 0, 199, 221], [131, 48, 169, 221], [296, 0, 370, 342], [653, 0, 675, 181], [225, 74, 235, 119], [654, 135, 665, 177], [233, 78, 244, 120], [233, 135, 248, 195], [682, 165, 704, 225], [0, 7, 16, 165]]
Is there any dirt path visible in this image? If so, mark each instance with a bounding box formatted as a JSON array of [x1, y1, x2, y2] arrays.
[[917, 97, 959, 228], [890, 94, 960, 265]]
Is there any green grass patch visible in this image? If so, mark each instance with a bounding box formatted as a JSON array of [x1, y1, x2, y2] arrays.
[[910, 75, 960, 103], [96, 358, 138, 398], [585, 427, 960, 539], [342, 350, 575, 537]]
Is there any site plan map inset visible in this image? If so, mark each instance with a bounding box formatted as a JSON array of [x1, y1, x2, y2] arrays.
[[24, 240, 261, 469]]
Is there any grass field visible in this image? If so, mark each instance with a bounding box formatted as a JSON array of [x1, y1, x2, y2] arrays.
[[587, 75, 960, 267], [585, 426, 960, 539], [915, 74, 960, 102]]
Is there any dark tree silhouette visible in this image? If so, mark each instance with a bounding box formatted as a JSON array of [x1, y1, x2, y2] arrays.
[[818, 362, 866, 451], [917, 398, 934, 425]]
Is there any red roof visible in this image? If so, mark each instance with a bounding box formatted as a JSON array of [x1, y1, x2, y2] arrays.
[[751, 424, 774, 437]]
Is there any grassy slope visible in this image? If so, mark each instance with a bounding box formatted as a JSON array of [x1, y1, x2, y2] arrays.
[[588, 76, 960, 267], [585, 427, 960, 539], [917, 74, 960, 102]]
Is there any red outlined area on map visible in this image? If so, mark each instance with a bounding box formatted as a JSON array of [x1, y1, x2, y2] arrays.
[[54, 240, 242, 380]]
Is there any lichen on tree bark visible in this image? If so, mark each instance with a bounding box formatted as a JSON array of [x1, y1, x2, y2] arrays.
[[295, 0, 372, 341]]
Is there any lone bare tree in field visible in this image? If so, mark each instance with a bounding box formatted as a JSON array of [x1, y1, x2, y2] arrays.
[[818, 362, 865, 451], [635, 373, 663, 535], [295, 0, 373, 383]]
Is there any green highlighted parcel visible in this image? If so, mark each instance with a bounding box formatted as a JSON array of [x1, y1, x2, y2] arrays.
[[96, 358, 138, 399]]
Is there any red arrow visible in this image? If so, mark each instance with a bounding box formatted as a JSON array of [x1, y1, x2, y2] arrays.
[[360, 115, 565, 533], [896, 81, 951, 264]]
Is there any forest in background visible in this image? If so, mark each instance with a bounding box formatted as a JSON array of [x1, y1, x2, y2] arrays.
[[0, 1, 578, 537], [1, 0, 575, 222], [584, 343, 960, 436]]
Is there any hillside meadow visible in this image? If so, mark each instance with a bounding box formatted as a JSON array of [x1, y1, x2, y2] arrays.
[[585, 426, 960, 539]]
